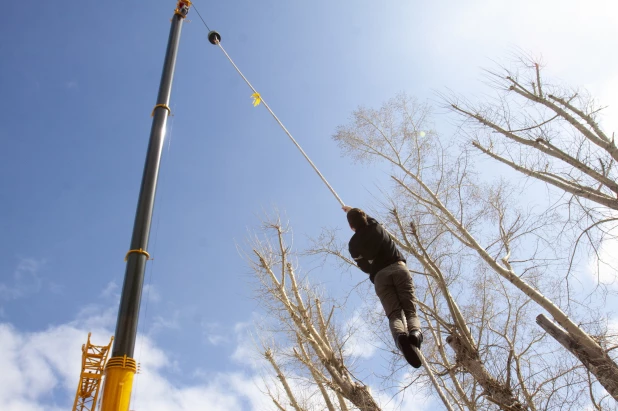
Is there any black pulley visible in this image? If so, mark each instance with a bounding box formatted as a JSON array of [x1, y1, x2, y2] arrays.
[[208, 30, 221, 45]]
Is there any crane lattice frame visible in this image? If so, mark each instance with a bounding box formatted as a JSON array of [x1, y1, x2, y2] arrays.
[[72, 333, 114, 411]]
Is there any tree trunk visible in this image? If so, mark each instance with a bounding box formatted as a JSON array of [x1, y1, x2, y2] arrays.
[[447, 333, 527, 411], [536, 314, 618, 401], [338, 381, 381, 411]]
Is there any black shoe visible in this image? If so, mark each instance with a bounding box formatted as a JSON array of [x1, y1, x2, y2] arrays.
[[408, 329, 423, 350], [396, 333, 422, 368]]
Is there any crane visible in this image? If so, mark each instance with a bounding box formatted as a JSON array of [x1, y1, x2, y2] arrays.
[[72, 2, 192, 410]]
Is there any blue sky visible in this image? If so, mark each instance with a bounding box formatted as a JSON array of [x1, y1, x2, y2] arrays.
[[1, 0, 617, 409]]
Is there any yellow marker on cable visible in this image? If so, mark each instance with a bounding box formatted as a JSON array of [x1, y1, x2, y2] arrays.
[[251, 92, 261, 106]]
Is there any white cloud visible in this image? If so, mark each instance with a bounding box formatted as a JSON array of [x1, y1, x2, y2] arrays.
[[0, 320, 111, 411], [148, 311, 181, 336], [73, 305, 116, 331], [588, 236, 618, 286], [587, 68, 618, 135], [607, 317, 618, 350], [200, 321, 229, 346], [99, 281, 118, 299], [207, 334, 226, 346], [131, 370, 270, 411], [142, 284, 161, 303], [377, 385, 438, 411], [417, 0, 618, 134], [0, 312, 271, 411], [48, 282, 65, 295], [421, 0, 618, 69], [0, 258, 44, 302], [234, 320, 251, 333], [344, 310, 379, 359], [231, 320, 267, 370], [609, 318, 618, 332]]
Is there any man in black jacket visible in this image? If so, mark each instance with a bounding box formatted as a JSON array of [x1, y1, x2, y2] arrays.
[[344, 206, 423, 368]]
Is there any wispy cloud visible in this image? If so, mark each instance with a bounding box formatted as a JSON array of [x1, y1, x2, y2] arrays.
[[230, 316, 268, 370], [148, 310, 182, 336], [588, 236, 618, 286], [607, 316, 618, 348], [207, 334, 226, 345], [201, 322, 228, 346], [48, 282, 65, 295], [374, 382, 437, 411], [0, 310, 272, 411], [143, 284, 161, 303], [100, 281, 119, 299], [73, 304, 117, 330], [344, 307, 380, 359], [0, 258, 45, 302]]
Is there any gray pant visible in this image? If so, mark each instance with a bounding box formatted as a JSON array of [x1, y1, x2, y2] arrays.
[[374, 261, 421, 342]]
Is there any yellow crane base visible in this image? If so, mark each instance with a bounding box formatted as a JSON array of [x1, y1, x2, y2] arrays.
[[100, 355, 137, 411]]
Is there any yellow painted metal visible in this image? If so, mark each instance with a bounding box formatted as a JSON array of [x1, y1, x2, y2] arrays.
[[72, 333, 114, 411], [150, 104, 171, 117], [100, 356, 137, 411], [123, 248, 150, 262], [174, 0, 192, 18]]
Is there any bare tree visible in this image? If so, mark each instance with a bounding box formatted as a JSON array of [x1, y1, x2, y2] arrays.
[[329, 93, 618, 406], [442, 56, 618, 398], [243, 217, 381, 410], [443, 56, 618, 284], [448, 59, 617, 208]]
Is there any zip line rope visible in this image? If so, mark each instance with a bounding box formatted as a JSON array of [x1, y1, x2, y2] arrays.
[[415, 346, 455, 411], [216, 41, 346, 208], [193, 6, 345, 208], [192, 2, 211, 31], [192, 5, 455, 409]]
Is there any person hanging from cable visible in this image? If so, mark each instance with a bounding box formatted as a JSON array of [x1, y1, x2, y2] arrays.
[[205, 24, 425, 368], [343, 206, 423, 368]]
